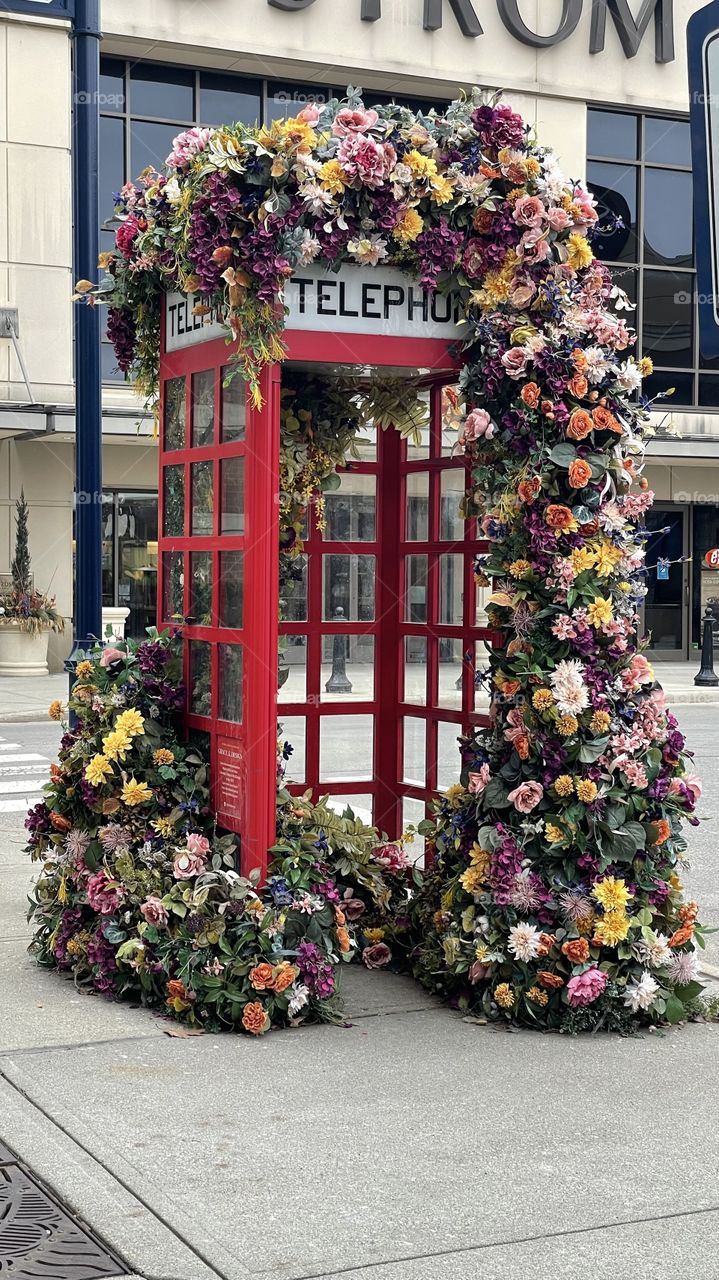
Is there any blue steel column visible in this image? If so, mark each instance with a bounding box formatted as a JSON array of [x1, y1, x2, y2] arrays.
[[67, 0, 102, 688]]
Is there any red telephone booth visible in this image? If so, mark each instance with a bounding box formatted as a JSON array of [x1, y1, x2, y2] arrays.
[[158, 267, 496, 878]]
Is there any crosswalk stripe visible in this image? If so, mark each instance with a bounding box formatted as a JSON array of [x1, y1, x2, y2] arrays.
[[0, 779, 50, 795], [0, 735, 51, 815], [0, 743, 22, 752], [0, 753, 47, 764], [0, 797, 42, 813]]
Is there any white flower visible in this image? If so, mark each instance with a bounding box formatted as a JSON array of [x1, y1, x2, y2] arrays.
[[164, 176, 182, 205], [507, 922, 542, 963], [301, 182, 335, 215], [636, 932, 671, 970], [623, 970, 660, 1013], [347, 234, 388, 267], [615, 359, 643, 392], [550, 659, 589, 716], [287, 983, 310, 1017], [582, 345, 612, 383], [666, 950, 698, 986], [297, 229, 321, 265]]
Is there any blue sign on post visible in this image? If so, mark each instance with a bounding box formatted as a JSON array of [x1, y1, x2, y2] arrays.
[[0, 0, 75, 14], [689, 1, 719, 358]]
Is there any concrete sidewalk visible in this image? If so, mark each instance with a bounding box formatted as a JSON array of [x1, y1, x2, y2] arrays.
[[2, 808, 719, 1280]]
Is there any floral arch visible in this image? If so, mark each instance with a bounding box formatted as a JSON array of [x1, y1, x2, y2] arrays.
[[31, 88, 707, 1035]]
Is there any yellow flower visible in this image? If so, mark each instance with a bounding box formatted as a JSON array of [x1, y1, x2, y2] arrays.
[[318, 159, 346, 194], [569, 547, 596, 575], [75, 660, 93, 678], [102, 730, 132, 762], [669, 872, 683, 892], [566, 232, 594, 270], [587, 596, 614, 627], [592, 541, 623, 578], [593, 910, 630, 947], [544, 823, 565, 845], [405, 149, 439, 181], [532, 688, 554, 711], [639, 356, 654, 376], [153, 749, 175, 766], [364, 927, 386, 944], [589, 710, 611, 734], [442, 936, 461, 965], [469, 844, 491, 876], [115, 709, 145, 738], [444, 784, 465, 806], [553, 774, 574, 798], [557, 714, 579, 737], [84, 754, 113, 786], [575, 778, 598, 803], [575, 909, 596, 936], [48, 700, 64, 722], [121, 777, 152, 807], [494, 983, 514, 1009], [152, 817, 175, 837], [475, 942, 492, 962], [592, 876, 633, 913], [392, 208, 424, 242], [430, 175, 455, 205], [527, 985, 548, 1007], [460, 866, 486, 894], [509, 559, 531, 579]]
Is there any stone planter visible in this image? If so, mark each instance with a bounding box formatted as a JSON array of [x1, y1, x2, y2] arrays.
[[0, 621, 50, 676], [102, 606, 130, 641]]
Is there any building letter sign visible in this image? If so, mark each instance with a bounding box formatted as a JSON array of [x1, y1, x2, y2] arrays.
[[589, 0, 674, 63]]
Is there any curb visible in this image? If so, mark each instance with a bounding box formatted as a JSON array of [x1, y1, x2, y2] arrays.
[[0, 712, 53, 724]]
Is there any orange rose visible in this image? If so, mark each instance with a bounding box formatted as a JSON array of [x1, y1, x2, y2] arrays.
[[545, 504, 576, 532], [592, 405, 621, 433], [502, 679, 521, 697], [517, 476, 542, 504], [166, 980, 189, 1003], [540, 399, 555, 417], [567, 408, 593, 440], [242, 1001, 271, 1035], [568, 459, 592, 489], [568, 373, 588, 398], [668, 923, 694, 948], [678, 901, 699, 924], [537, 970, 563, 989], [50, 811, 72, 833], [650, 819, 671, 846], [473, 207, 494, 233], [521, 382, 541, 408], [561, 937, 590, 964], [335, 909, 346, 926], [516, 735, 530, 760], [337, 926, 351, 954], [273, 962, 298, 994], [571, 347, 587, 369], [249, 962, 276, 991], [537, 933, 556, 958]]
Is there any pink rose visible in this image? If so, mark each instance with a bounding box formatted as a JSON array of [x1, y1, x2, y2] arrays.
[[99, 646, 125, 667], [571, 186, 599, 228], [566, 967, 607, 1007], [362, 942, 392, 969], [501, 347, 530, 379], [508, 282, 536, 308], [469, 960, 490, 984], [518, 227, 550, 263], [187, 832, 210, 856], [342, 897, 366, 921], [507, 780, 543, 813], [338, 134, 395, 188], [463, 408, 494, 440], [332, 107, 379, 137], [373, 842, 409, 873], [513, 195, 546, 227], [462, 239, 486, 279], [297, 102, 321, 125], [621, 654, 654, 691], [140, 896, 168, 927], [669, 773, 702, 803], [468, 764, 491, 794], [546, 206, 571, 231], [173, 850, 206, 880]]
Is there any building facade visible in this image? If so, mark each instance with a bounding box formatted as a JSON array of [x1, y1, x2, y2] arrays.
[[0, 0, 715, 666]]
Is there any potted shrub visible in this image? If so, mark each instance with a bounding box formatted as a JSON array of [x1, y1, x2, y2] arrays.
[[0, 491, 64, 676]]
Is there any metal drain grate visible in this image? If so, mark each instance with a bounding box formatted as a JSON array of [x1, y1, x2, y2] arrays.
[[0, 1144, 16, 1167], [0, 1157, 123, 1279]]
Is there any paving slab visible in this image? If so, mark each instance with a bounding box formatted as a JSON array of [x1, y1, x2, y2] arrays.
[[2, 993, 718, 1280], [339, 965, 439, 1017], [0, 862, 37, 937]]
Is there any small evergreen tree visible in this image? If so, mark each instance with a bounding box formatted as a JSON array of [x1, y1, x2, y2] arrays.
[[11, 490, 31, 595]]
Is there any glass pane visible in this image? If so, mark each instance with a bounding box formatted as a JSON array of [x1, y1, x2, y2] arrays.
[[587, 109, 638, 160], [279, 634, 307, 702], [221, 368, 246, 442], [642, 272, 693, 369], [324, 473, 376, 542], [321, 634, 374, 701], [130, 63, 194, 120], [162, 464, 184, 537], [219, 644, 243, 722], [163, 376, 185, 450], [191, 461, 214, 536], [354, 423, 377, 462], [403, 715, 426, 786], [437, 721, 461, 790], [643, 370, 693, 408], [439, 553, 464, 625], [438, 638, 464, 709], [320, 714, 373, 780], [131, 121, 183, 178], [586, 160, 637, 263], [406, 392, 430, 459], [644, 169, 693, 268], [189, 551, 212, 625], [280, 553, 308, 622], [405, 554, 428, 623], [191, 370, 215, 447], [406, 473, 429, 540], [322, 554, 375, 621], [101, 339, 124, 383], [326, 793, 374, 825], [199, 72, 261, 127], [440, 470, 465, 541], [644, 510, 685, 653], [266, 81, 337, 123], [189, 640, 212, 717], [404, 635, 427, 705], [699, 375, 719, 408], [117, 492, 157, 640], [221, 456, 245, 535], [162, 551, 184, 623], [645, 117, 691, 168], [474, 640, 491, 712], [219, 550, 244, 627], [99, 115, 124, 234], [441, 384, 462, 455], [101, 494, 114, 608], [280, 716, 306, 784], [402, 796, 426, 866], [99, 57, 125, 111]]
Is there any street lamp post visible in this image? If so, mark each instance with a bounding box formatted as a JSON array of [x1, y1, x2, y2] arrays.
[[66, 0, 103, 689]]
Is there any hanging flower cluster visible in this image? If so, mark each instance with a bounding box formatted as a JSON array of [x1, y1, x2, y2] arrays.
[[80, 86, 707, 1030]]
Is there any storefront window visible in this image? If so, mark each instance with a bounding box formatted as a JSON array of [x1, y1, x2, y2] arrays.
[[102, 491, 158, 639]]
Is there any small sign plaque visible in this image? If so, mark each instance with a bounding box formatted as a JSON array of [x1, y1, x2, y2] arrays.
[[215, 736, 245, 828]]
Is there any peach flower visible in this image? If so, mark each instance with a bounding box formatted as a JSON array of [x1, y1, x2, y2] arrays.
[[568, 459, 592, 489], [242, 1001, 271, 1035], [506, 780, 543, 813]]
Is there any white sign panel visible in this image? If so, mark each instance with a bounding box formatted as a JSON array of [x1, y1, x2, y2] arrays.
[[164, 265, 463, 352]]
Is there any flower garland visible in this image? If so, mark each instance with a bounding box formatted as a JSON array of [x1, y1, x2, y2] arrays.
[[81, 86, 707, 1030]]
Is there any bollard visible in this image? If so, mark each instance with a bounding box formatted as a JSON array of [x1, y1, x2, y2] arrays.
[[694, 607, 719, 687], [325, 606, 353, 693]]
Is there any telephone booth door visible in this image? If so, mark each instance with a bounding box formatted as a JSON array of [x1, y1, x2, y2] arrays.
[[158, 300, 280, 878]]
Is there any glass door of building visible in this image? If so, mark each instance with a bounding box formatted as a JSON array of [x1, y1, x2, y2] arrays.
[[643, 505, 689, 660]]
